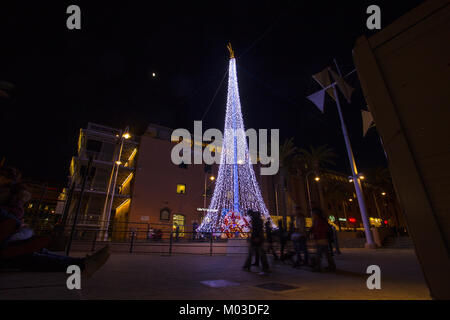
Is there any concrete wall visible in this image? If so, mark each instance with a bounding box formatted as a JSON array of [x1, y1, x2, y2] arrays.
[[353, 0, 450, 299]]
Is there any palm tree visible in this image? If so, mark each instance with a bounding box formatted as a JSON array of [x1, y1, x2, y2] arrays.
[[297, 145, 336, 215], [278, 138, 297, 226]]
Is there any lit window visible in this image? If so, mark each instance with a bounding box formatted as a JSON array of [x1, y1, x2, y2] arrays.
[[176, 184, 186, 194]]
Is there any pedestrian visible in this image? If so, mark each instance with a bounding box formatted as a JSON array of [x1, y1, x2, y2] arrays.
[[175, 224, 180, 242], [265, 220, 278, 260], [192, 221, 198, 240], [243, 210, 270, 275], [278, 220, 288, 262], [292, 215, 309, 267], [310, 208, 336, 272], [328, 224, 341, 255]]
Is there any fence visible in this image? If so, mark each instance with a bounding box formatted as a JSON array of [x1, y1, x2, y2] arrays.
[[63, 228, 256, 256]]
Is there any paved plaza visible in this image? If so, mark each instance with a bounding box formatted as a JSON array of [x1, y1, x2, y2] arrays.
[[0, 248, 430, 300]]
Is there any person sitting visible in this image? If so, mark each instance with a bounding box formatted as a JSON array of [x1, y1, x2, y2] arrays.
[[0, 166, 110, 277]]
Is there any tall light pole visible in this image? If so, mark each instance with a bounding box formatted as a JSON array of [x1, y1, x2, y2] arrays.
[[101, 127, 131, 241], [305, 171, 320, 217], [333, 82, 375, 248]]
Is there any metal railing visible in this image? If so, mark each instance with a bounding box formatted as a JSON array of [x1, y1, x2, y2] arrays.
[[54, 227, 302, 257]]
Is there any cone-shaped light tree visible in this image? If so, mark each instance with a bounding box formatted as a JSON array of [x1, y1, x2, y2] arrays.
[[197, 44, 274, 236]]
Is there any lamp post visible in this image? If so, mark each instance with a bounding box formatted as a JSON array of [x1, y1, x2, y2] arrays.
[[100, 127, 131, 241], [305, 171, 320, 217], [203, 174, 215, 209]]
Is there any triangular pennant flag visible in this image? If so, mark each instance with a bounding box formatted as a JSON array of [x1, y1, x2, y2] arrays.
[[329, 68, 354, 103], [307, 88, 326, 113], [361, 109, 375, 136], [312, 68, 335, 100]]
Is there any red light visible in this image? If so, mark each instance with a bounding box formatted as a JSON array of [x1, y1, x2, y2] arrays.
[[349, 218, 356, 223], [384, 220, 388, 225]]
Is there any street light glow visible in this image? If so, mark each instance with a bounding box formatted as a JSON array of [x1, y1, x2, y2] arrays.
[[381, 192, 386, 196], [314, 176, 320, 182], [122, 132, 131, 139], [209, 176, 215, 181]]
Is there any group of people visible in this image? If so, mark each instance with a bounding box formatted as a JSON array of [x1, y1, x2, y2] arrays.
[[0, 165, 110, 276], [242, 207, 339, 274]]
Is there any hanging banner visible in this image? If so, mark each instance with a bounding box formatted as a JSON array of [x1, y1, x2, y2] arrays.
[[312, 68, 335, 100], [329, 68, 354, 103], [307, 88, 326, 113], [361, 109, 375, 136]]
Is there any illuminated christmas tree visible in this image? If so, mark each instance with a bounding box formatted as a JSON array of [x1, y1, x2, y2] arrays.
[[197, 44, 274, 236]]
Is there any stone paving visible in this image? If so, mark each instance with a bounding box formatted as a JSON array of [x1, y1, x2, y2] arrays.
[[0, 248, 430, 300]]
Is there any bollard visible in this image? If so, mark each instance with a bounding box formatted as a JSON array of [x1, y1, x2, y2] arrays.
[[130, 231, 135, 253]]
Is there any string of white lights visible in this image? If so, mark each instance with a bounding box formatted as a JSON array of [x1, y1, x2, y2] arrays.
[[197, 58, 275, 233]]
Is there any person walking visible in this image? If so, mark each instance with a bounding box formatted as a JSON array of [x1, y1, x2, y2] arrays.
[[293, 215, 309, 266], [310, 208, 336, 272], [243, 210, 270, 275], [175, 225, 180, 242], [328, 224, 341, 255], [278, 220, 288, 262], [192, 221, 198, 240], [265, 220, 278, 260]]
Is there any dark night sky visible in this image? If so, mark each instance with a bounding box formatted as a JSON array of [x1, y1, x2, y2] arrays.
[[0, 0, 424, 185]]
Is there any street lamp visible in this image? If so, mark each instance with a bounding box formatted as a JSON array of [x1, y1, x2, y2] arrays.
[[209, 175, 215, 181], [305, 171, 320, 217], [101, 126, 131, 240], [381, 191, 386, 196]]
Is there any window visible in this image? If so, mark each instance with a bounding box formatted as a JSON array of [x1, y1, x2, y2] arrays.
[[160, 208, 171, 221], [176, 184, 186, 194]]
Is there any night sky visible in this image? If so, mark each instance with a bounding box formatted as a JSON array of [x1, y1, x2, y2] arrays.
[[0, 0, 424, 186]]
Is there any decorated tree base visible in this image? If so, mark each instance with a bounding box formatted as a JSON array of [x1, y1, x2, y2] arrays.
[[221, 210, 250, 239]]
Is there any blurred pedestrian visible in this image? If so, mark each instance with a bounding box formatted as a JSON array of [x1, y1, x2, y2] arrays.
[[310, 208, 336, 272], [192, 221, 198, 240], [292, 215, 309, 267], [328, 224, 341, 255], [278, 220, 288, 262], [265, 220, 278, 260], [243, 210, 270, 275]]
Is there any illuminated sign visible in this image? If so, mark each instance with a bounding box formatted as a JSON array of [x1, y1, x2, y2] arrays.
[[196, 208, 218, 212]]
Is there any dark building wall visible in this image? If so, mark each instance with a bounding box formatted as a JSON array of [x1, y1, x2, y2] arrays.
[[353, 0, 450, 299]]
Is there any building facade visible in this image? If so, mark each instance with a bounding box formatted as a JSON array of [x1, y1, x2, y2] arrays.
[[63, 122, 405, 240], [63, 123, 138, 239]]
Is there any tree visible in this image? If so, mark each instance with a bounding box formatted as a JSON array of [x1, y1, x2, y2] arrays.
[[197, 49, 274, 235], [297, 145, 336, 214]]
